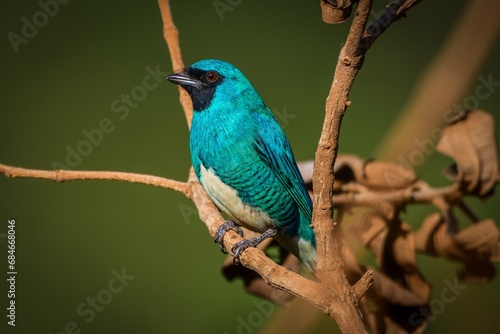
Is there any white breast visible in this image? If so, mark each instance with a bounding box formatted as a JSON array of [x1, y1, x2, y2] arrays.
[[199, 164, 275, 232]]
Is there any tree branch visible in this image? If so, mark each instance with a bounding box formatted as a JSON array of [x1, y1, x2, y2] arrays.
[[0, 1, 427, 333], [311, 0, 425, 331], [157, 0, 193, 128], [310, 1, 374, 332], [360, 0, 422, 53], [333, 182, 461, 206], [0, 163, 189, 195]]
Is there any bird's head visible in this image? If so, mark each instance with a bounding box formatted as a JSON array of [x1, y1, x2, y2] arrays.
[[167, 59, 262, 112]]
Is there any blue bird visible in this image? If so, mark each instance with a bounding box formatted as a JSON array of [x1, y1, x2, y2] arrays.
[[167, 59, 317, 271]]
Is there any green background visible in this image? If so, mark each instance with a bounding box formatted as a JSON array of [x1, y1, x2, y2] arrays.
[[1, 0, 499, 333]]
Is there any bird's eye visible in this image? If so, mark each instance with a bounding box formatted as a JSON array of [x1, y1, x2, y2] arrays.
[[205, 71, 218, 82]]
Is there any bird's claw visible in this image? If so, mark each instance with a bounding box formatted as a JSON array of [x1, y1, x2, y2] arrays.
[[214, 220, 243, 254], [231, 228, 278, 263], [231, 239, 257, 259]]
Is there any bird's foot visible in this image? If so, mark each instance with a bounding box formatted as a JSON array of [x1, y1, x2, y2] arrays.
[[214, 220, 244, 254], [231, 228, 277, 260]]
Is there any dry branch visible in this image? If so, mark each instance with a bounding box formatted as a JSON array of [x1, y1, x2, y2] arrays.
[[311, 0, 427, 329], [0, 1, 442, 333], [158, 0, 193, 128], [360, 0, 422, 53], [0, 163, 189, 194]]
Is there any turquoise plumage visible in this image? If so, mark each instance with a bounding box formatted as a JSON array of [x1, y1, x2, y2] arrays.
[[167, 60, 317, 271]]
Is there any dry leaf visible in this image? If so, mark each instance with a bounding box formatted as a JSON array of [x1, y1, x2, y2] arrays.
[[414, 213, 442, 255], [297, 155, 417, 195], [436, 109, 499, 196], [350, 211, 387, 263], [453, 219, 500, 259], [334, 154, 417, 189], [343, 222, 429, 333], [385, 222, 431, 301], [414, 213, 500, 282], [378, 219, 431, 303], [363, 160, 417, 189], [320, 0, 357, 24], [350, 211, 431, 304], [369, 270, 428, 307]]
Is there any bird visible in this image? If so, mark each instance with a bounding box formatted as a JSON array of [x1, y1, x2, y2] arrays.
[[167, 59, 317, 271]]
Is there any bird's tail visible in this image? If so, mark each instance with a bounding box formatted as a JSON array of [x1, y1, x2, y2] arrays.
[[276, 233, 317, 272]]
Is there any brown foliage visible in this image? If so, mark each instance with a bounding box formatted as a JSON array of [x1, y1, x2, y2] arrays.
[[437, 110, 499, 197], [222, 109, 499, 332]]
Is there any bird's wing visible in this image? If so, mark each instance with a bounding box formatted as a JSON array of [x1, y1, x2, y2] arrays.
[[253, 113, 312, 222]]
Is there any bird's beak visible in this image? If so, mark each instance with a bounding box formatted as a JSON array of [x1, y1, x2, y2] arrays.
[[166, 71, 201, 87]]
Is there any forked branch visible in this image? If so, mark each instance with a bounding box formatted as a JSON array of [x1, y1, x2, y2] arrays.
[[0, 0, 425, 332]]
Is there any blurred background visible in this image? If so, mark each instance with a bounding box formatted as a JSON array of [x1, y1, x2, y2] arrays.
[[0, 0, 499, 333]]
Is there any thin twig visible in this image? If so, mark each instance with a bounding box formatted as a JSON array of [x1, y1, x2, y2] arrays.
[[360, 0, 422, 53], [0, 163, 189, 195], [332, 183, 461, 206], [157, 0, 193, 128]]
